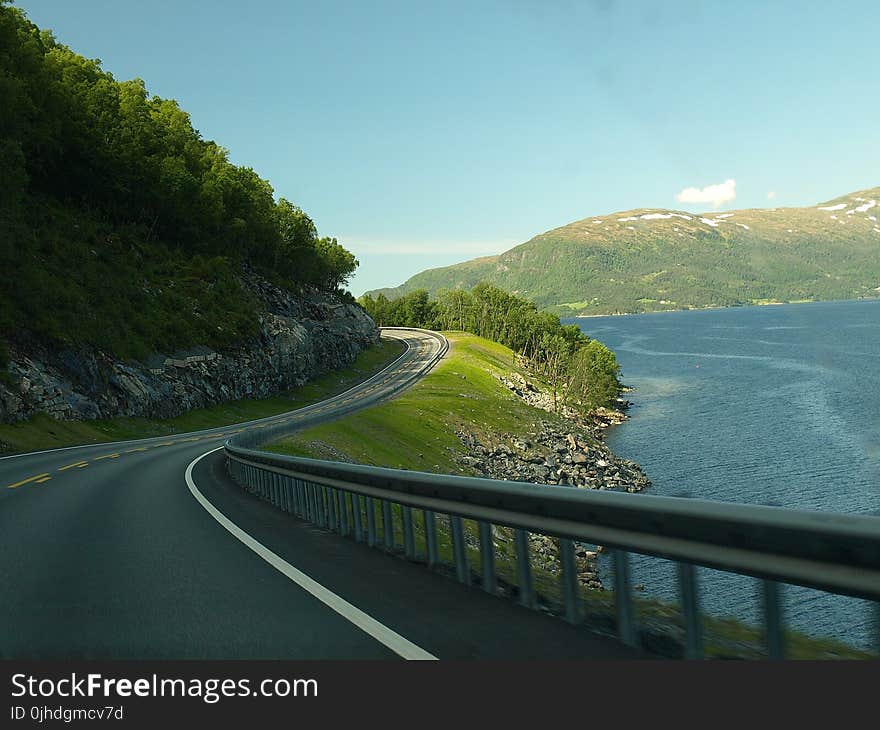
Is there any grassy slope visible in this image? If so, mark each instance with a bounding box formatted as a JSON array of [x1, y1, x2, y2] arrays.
[[266, 333, 869, 659], [0, 339, 403, 455], [266, 332, 578, 473], [368, 187, 880, 315]]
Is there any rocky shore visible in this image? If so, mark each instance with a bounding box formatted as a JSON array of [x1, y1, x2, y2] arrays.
[[454, 369, 650, 591], [0, 273, 379, 424]]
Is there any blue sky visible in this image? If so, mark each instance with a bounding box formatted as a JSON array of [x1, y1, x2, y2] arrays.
[[16, 0, 880, 294]]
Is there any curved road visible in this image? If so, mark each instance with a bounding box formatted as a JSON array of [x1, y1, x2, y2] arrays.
[[0, 328, 639, 659]]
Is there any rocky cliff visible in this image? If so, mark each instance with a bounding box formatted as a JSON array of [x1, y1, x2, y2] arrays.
[[0, 273, 379, 424]]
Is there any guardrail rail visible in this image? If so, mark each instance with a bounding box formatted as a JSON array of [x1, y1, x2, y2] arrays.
[[225, 330, 880, 659]]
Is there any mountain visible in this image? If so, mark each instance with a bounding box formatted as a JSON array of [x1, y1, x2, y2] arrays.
[[367, 187, 880, 315]]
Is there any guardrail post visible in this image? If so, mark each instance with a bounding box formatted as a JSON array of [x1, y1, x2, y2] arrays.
[[271, 473, 279, 506], [559, 538, 580, 624], [338, 491, 349, 536], [291, 478, 300, 516], [479, 521, 496, 595], [314, 484, 326, 528], [299, 479, 309, 519], [299, 479, 309, 520], [286, 476, 294, 513], [308, 482, 321, 527], [325, 487, 336, 530], [382, 500, 394, 549], [352, 494, 364, 542], [874, 602, 880, 658], [402, 507, 416, 559], [451, 516, 470, 586], [613, 550, 638, 647], [762, 579, 785, 659], [424, 511, 438, 569], [365, 497, 377, 547], [677, 561, 703, 659], [515, 529, 535, 609], [307, 481, 316, 522], [308, 481, 318, 523], [293, 478, 303, 516]]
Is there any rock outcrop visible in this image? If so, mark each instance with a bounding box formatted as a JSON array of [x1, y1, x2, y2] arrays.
[[0, 274, 379, 424], [453, 371, 651, 591], [455, 423, 649, 493]]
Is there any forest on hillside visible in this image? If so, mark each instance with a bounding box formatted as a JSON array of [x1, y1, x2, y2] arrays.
[[0, 1, 358, 363], [360, 284, 623, 412]]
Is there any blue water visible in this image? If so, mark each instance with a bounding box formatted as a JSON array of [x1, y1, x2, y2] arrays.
[[568, 299, 880, 650]]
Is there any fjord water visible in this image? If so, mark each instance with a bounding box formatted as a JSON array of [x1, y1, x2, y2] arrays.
[[571, 299, 880, 650]]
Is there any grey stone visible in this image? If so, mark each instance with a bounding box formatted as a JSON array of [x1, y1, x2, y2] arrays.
[[0, 278, 379, 425]]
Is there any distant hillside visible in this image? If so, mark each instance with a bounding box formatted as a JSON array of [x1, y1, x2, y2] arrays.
[[368, 187, 880, 315]]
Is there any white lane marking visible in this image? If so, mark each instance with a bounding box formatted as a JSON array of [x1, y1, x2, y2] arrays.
[[185, 447, 437, 661]]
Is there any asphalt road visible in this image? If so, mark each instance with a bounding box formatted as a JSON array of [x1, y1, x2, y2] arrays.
[[0, 328, 642, 659]]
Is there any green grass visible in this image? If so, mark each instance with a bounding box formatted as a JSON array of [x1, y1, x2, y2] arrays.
[[0, 339, 403, 455], [266, 331, 585, 473], [265, 332, 873, 659]]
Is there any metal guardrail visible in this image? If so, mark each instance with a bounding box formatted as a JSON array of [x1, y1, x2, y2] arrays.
[[225, 330, 880, 658]]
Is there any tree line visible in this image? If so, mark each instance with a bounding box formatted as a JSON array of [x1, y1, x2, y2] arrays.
[[0, 2, 359, 361], [359, 284, 623, 412], [0, 1, 357, 292]]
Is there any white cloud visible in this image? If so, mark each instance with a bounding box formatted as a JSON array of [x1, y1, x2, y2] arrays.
[[767, 191, 777, 200], [675, 179, 737, 209]]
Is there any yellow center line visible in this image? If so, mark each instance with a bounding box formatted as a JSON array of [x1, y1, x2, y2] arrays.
[[94, 453, 120, 461], [7, 473, 50, 489], [36, 476, 51, 484], [155, 442, 176, 447], [124, 447, 147, 453], [58, 461, 88, 471]]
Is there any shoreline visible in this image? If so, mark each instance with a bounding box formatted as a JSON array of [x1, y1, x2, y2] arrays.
[[453, 368, 650, 591], [566, 294, 880, 319]]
